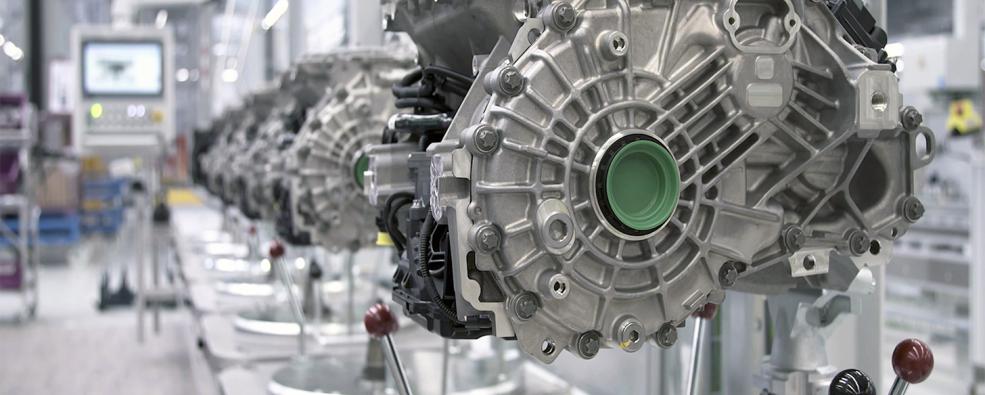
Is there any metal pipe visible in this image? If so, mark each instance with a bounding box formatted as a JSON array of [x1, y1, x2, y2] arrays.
[[888, 377, 909, 395], [346, 249, 355, 335], [276, 256, 306, 356], [440, 339, 450, 395], [136, 193, 146, 342], [686, 317, 706, 395], [382, 334, 414, 395]]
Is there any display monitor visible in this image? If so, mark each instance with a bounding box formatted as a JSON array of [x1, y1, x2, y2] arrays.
[[82, 41, 164, 97]]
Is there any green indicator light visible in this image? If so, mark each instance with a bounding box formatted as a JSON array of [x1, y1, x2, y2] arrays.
[[605, 140, 680, 231], [90, 103, 104, 119]]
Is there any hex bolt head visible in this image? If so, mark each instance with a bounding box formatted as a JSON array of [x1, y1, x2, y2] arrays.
[[576, 331, 602, 359], [466, 125, 501, 155], [847, 230, 871, 256], [511, 292, 540, 321], [548, 2, 578, 32], [472, 224, 503, 254], [782, 225, 806, 252], [616, 318, 645, 352], [901, 106, 923, 130], [719, 261, 740, 288], [654, 323, 678, 349], [901, 197, 925, 223], [497, 66, 525, 97]]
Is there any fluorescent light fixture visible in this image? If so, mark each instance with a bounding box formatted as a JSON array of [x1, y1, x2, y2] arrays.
[[0, 34, 6, 46], [260, 0, 289, 31], [221, 68, 239, 83], [155, 10, 169, 29], [3, 42, 23, 61]]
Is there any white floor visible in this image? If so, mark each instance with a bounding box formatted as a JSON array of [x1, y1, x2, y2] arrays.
[[0, 221, 198, 395]]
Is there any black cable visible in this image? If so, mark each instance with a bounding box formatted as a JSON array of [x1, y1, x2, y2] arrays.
[[417, 214, 462, 324], [383, 193, 413, 253], [424, 65, 474, 86]]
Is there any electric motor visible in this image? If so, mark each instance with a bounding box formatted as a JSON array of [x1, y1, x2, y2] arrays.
[[370, 0, 935, 363]]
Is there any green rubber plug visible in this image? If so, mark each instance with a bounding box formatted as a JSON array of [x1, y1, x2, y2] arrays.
[[605, 140, 680, 232], [354, 154, 370, 188]]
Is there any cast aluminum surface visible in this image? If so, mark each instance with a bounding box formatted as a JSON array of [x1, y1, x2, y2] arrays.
[[241, 56, 337, 220], [288, 51, 415, 248], [411, 0, 934, 362]]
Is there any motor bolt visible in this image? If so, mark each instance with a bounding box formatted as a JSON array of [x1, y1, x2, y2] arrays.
[[719, 261, 740, 288], [901, 106, 923, 130], [548, 2, 578, 32], [466, 125, 501, 155], [511, 292, 540, 321], [497, 66, 525, 97], [847, 230, 871, 256], [782, 225, 806, 251], [576, 331, 602, 359], [901, 197, 925, 223], [654, 323, 678, 348], [472, 224, 503, 253]]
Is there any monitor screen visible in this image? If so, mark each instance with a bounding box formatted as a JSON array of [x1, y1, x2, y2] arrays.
[[82, 41, 164, 97]]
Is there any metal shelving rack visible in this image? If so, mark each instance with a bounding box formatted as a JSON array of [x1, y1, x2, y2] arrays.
[[0, 101, 40, 319]]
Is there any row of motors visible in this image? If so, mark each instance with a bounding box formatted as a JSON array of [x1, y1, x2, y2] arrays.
[[194, 0, 935, 363]]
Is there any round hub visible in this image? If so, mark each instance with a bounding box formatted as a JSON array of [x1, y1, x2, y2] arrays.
[[596, 135, 680, 236]]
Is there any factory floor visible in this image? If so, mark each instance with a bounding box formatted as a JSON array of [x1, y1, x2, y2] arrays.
[[0, 185, 975, 395], [0, 222, 198, 395]]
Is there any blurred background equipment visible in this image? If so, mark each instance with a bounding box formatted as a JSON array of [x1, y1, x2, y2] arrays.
[[0, 1, 981, 395]]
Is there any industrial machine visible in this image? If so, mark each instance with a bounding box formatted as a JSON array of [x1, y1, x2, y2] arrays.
[[71, 25, 175, 155], [286, 49, 414, 249], [187, 1, 944, 394], [365, 0, 938, 393]]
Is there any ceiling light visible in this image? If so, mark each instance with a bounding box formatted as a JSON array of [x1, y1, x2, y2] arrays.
[[260, 0, 289, 31]]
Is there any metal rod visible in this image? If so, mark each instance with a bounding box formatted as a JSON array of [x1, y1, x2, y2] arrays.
[[382, 334, 414, 395], [686, 317, 706, 395], [136, 194, 146, 343], [441, 339, 450, 395], [152, 220, 161, 334], [277, 256, 306, 356], [346, 249, 356, 335], [311, 254, 323, 342], [889, 377, 909, 395]]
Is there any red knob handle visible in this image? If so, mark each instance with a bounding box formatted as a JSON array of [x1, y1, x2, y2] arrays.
[[364, 303, 399, 338], [692, 303, 719, 320], [268, 241, 286, 259], [892, 338, 934, 384]]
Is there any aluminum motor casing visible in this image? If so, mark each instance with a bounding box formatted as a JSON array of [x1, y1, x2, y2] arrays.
[[418, 0, 935, 363], [202, 88, 279, 210], [287, 50, 415, 249], [239, 56, 340, 221]]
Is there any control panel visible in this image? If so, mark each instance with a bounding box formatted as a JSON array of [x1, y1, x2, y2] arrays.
[[85, 102, 166, 131], [71, 26, 175, 156]]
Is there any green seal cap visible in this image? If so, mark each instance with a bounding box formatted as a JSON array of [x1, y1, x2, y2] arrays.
[[604, 140, 680, 231], [354, 154, 370, 188]]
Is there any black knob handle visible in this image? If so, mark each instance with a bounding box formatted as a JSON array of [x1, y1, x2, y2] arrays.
[[829, 369, 876, 395]]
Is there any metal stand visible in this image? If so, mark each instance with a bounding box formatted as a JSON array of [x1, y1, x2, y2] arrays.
[[758, 291, 855, 395], [971, 158, 985, 392], [686, 304, 716, 395], [272, 244, 307, 357], [135, 162, 178, 341], [0, 103, 39, 320]]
